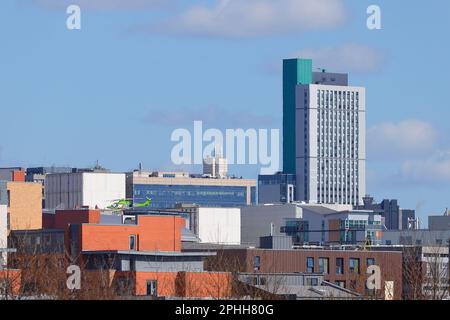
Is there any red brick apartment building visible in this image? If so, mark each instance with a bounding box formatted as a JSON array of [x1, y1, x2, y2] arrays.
[[12, 209, 232, 299], [205, 248, 403, 300]]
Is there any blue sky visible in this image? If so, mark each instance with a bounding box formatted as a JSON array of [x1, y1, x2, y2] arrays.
[[1, 0, 450, 224]]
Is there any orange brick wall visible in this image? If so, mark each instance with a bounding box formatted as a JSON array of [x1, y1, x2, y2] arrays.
[[7, 182, 42, 231], [11, 170, 25, 182], [181, 272, 232, 298], [137, 216, 183, 252], [328, 219, 341, 243], [134, 272, 179, 297], [80, 215, 183, 252], [126, 271, 232, 298], [0, 269, 22, 295]]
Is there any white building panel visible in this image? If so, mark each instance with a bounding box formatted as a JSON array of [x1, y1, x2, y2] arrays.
[[82, 173, 125, 209], [296, 84, 366, 206], [0, 205, 7, 266], [45, 172, 125, 210], [197, 207, 240, 245]]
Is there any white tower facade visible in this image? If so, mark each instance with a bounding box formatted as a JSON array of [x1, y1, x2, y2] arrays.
[[296, 84, 366, 206], [203, 155, 228, 179]]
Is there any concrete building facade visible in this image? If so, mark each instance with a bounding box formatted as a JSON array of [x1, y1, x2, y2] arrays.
[[126, 170, 256, 209], [203, 154, 228, 179], [241, 204, 300, 246], [238, 272, 360, 299], [295, 82, 366, 206], [359, 196, 416, 230], [281, 207, 383, 246], [241, 203, 381, 247], [382, 229, 450, 247], [25, 167, 73, 208], [0, 205, 6, 266], [45, 172, 125, 210], [258, 173, 296, 204], [184, 207, 241, 245], [282, 58, 366, 206], [428, 213, 450, 231]]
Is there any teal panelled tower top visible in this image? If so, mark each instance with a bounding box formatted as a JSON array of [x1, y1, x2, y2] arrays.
[[283, 58, 312, 174]]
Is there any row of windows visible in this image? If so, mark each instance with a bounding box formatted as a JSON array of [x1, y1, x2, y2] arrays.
[[316, 90, 360, 111], [134, 185, 256, 208], [306, 257, 376, 275]]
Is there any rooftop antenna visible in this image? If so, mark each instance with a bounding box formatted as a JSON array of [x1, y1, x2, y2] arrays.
[[139, 162, 142, 172]]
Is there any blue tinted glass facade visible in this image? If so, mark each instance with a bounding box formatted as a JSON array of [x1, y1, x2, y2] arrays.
[[258, 174, 296, 186], [133, 184, 256, 209]]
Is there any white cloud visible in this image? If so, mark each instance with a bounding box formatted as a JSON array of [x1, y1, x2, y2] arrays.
[[294, 44, 386, 73], [368, 120, 438, 159], [367, 120, 450, 185], [399, 151, 450, 183], [142, 0, 347, 38], [30, 0, 171, 11]]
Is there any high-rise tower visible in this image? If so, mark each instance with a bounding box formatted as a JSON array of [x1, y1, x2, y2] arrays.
[[283, 58, 366, 206]]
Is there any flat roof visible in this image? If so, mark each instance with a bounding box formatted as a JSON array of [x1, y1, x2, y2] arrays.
[[82, 250, 217, 257], [10, 229, 64, 234], [206, 247, 402, 254], [182, 242, 252, 251], [129, 175, 256, 187]]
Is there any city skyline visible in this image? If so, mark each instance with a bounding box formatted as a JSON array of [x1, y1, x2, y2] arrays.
[[1, 0, 450, 224]]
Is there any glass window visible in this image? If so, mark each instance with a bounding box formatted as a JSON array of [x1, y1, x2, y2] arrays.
[[336, 258, 344, 275], [335, 280, 346, 288], [253, 256, 261, 271], [319, 257, 329, 274], [133, 184, 254, 209], [146, 280, 158, 297], [366, 258, 375, 267], [306, 257, 314, 273], [306, 277, 319, 286], [349, 258, 360, 274], [129, 235, 136, 251]]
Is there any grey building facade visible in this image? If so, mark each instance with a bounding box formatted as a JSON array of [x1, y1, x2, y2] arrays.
[[428, 214, 450, 231], [382, 229, 450, 247], [358, 195, 416, 230], [241, 204, 300, 247], [258, 173, 296, 204], [83, 250, 215, 273]]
